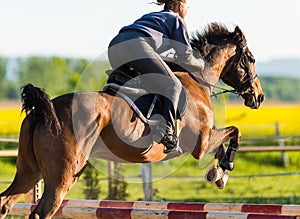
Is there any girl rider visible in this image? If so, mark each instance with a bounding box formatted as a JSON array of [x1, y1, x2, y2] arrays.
[[108, 0, 204, 153]]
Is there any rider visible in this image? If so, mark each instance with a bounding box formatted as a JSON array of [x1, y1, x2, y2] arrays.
[[108, 0, 204, 153]]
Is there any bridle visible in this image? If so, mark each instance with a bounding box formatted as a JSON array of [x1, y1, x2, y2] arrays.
[[211, 43, 258, 98], [235, 44, 258, 91]]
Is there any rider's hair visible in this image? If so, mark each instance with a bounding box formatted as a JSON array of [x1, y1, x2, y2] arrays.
[[156, 0, 187, 11]]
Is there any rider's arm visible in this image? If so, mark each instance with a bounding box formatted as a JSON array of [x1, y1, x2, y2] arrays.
[[182, 56, 205, 72], [171, 17, 205, 72]]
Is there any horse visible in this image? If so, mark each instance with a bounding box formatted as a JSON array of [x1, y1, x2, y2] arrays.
[[0, 23, 264, 218]]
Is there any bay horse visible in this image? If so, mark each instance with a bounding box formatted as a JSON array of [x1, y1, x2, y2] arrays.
[[0, 23, 264, 218]]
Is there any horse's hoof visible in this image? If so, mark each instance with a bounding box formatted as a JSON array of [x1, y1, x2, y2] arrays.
[[205, 165, 224, 184], [215, 171, 229, 189]]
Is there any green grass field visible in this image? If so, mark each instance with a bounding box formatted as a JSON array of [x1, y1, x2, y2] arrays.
[[0, 101, 300, 204]]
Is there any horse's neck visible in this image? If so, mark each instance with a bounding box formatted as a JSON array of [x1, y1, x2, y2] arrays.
[[199, 44, 237, 94], [202, 66, 219, 94], [188, 66, 219, 96]]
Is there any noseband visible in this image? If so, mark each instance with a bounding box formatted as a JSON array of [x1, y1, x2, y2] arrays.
[[211, 43, 258, 97]]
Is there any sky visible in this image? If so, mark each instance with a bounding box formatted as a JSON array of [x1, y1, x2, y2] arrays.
[[1, 0, 300, 62]]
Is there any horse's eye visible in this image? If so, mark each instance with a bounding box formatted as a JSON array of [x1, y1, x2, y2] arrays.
[[245, 51, 255, 64], [246, 56, 255, 64], [246, 54, 255, 63]]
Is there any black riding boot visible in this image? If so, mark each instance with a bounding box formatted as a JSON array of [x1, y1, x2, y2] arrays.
[[160, 98, 181, 153]]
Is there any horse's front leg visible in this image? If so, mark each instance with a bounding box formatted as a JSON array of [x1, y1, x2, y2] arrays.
[[204, 126, 241, 188], [212, 126, 241, 171], [208, 125, 241, 171]]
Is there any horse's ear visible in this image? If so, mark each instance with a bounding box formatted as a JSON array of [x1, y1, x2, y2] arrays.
[[234, 26, 246, 43]]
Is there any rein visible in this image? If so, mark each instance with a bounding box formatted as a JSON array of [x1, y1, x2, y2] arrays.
[[210, 85, 238, 98]]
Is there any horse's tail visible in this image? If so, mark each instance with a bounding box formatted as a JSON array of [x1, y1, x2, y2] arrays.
[[21, 83, 61, 139]]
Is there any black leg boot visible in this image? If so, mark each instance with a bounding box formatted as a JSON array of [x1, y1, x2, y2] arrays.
[[220, 141, 239, 171], [160, 98, 182, 154]]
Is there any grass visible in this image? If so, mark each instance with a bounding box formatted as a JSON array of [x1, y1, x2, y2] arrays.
[[63, 152, 300, 204], [1, 153, 300, 204], [0, 101, 300, 204]]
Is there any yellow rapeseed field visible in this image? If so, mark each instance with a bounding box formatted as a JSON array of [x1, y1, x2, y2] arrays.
[[0, 108, 25, 136], [0, 101, 299, 138], [225, 103, 300, 137]]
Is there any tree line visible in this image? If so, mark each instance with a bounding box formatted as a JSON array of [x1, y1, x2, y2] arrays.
[[0, 56, 109, 99], [0, 56, 299, 101], [259, 77, 300, 101]]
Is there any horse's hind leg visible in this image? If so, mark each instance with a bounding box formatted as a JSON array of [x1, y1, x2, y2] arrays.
[[30, 177, 78, 219], [0, 155, 42, 218], [0, 117, 45, 218], [29, 151, 87, 219], [0, 172, 42, 218]]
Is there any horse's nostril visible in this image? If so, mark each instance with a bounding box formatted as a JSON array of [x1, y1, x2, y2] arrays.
[[1, 206, 7, 215], [259, 95, 265, 103]]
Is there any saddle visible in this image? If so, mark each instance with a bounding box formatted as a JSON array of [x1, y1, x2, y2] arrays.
[[102, 65, 187, 126]]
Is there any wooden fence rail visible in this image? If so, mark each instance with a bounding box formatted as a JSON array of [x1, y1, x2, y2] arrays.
[[1, 137, 300, 203], [238, 146, 300, 152], [1, 146, 300, 158], [0, 137, 18, 143]]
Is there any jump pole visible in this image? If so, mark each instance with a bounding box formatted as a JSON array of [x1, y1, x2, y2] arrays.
[[60, 200, 300, 216], [9, 203, 299, 219]]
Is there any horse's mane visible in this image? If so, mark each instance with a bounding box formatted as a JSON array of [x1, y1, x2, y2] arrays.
[[190, 23, 235, 58]]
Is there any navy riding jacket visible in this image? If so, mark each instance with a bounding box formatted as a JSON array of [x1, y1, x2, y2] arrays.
[[120, 10, 193, 63]]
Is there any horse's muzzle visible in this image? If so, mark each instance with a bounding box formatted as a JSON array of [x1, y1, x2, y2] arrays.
[[243, 93, 264, 109]]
